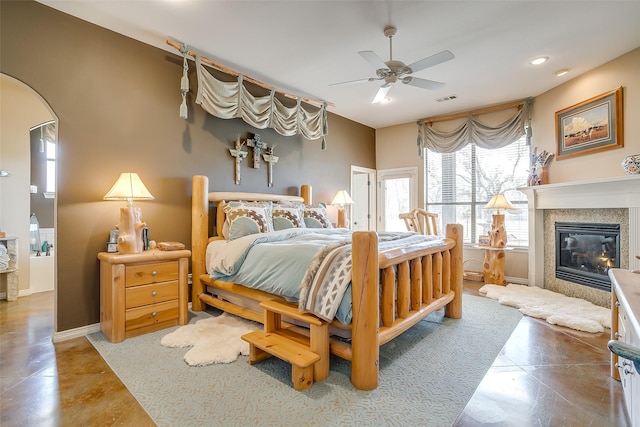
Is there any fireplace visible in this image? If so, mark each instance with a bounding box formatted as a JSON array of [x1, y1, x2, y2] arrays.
[[555, 222, 620, 292]]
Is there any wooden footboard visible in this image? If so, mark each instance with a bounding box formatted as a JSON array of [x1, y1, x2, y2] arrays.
[[345, 224, 463, 390], [191, 175, 463, 390]]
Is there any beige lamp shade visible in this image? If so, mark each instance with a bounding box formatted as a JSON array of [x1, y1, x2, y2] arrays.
[[103, 173, 154, 206], [485, 193, 514, 214], [331, 190, 354, 206]]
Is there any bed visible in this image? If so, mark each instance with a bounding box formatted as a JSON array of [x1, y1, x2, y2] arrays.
[[191, 175, 463, 390]]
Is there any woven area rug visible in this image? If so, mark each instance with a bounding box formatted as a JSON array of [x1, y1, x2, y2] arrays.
[[87, 295, 521, 427], [480, 283, 610, 333]]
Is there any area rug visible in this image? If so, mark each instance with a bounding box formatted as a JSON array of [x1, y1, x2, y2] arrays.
[[480, 283, 610, 333], [160, 312, 261, 365], [87, 295, 521, 427]]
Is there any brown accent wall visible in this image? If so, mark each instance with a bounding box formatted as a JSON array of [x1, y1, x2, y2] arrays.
[[1, 1, 375, 331]]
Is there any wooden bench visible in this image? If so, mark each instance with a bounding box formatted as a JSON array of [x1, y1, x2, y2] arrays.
[[241, 299, 329, 390]]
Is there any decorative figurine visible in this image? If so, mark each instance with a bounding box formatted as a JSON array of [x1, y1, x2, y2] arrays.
[[246, 133, 268, 169], [262, 145, 279, 187], [229, 135, 248, 185]]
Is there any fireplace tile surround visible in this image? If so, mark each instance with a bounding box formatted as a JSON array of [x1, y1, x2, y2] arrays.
[[522, 175, 640, 308]]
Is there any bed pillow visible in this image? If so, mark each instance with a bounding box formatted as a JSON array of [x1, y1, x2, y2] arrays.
[[222, 201, 274, 240], [303, 203, 333, 228], [272, 203, 306, 230]]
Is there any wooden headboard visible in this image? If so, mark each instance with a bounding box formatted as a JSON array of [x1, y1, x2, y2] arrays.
[[191, 175, 312, 308]]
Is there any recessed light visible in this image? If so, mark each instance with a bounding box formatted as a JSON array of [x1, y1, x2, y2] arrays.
[[530, 56, 549, 65], [381, 97, 391, 103], [555, 68, 570, 77]]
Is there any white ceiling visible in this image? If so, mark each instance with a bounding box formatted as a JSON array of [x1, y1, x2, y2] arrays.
[[38, 1, 640, 129]]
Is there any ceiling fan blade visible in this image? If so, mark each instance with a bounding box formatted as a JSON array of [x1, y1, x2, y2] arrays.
[[359, 51, 390, 71], [372, 84, 392, 104], [403, 76, 446, 90], [329, 77, 377, 87], [406, 50, 455, 74]]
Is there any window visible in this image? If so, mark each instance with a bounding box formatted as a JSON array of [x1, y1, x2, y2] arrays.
[[424, 136, 529, 246], [45, 140, 56, 194]]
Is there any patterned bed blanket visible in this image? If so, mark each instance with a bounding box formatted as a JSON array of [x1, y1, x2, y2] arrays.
[[206, 228, 443, 323]]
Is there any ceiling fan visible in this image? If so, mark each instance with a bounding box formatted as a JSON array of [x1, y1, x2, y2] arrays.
[[332, 25, 455, 103]]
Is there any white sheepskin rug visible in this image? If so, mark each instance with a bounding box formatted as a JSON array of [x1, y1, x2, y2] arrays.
[[161, 313, 261, 366], [479, 284, 610, 333]]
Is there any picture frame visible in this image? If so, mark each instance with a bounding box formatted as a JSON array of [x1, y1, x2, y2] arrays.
[[478, 235, 490, 247], [109, 230, 119, 243], [555, 87, 623, 160]]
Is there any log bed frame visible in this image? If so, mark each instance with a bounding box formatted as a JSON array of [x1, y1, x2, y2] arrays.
[[191, 175, 463, 390]]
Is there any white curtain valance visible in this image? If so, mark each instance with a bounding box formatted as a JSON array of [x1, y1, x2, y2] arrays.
[[417, 99, 531, 155], [195, 57, 328, 148]]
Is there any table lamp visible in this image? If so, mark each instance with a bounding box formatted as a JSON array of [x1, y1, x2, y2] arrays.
[[104, 173, 154, 253], [484, 193, 513, 248], [331, 190, 354, 228]]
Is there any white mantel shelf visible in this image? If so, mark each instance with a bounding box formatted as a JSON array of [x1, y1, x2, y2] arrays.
[[520, 175, 640, 210], [521, 175, 640, 287]]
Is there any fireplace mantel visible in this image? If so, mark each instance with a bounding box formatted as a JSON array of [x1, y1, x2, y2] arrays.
[[521, 175, 640, 288]]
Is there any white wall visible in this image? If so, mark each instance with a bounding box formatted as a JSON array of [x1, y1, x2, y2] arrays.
[[0, 74, 56, 295], [375, 47, 640, 284]]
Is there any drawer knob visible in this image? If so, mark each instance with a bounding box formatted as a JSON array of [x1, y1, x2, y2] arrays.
[[152, 291, 157, 297], [615, 332, 622, 339], [151, 271, 157, 277], [151, 311, 157, 317]]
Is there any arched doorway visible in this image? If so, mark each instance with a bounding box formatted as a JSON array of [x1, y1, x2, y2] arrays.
[[0, 73, 58, 329]]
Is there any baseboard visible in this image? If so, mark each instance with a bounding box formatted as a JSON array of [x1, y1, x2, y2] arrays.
[[505, 276, 528, 285], [52, 323, 100, 343], [0, 289, 32, 300]]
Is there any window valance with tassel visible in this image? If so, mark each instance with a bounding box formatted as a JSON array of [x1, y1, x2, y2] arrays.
[[194, 57, 328, 148], [417, 99, 531, 155]]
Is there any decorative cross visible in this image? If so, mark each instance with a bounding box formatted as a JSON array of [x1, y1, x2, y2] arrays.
[[229, 135, 248, 185], [262, 145, 279, 187], [246, 133, 268, 169]]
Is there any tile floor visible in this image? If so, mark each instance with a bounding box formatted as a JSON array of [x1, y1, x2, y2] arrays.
[[0, 283, 628, 426]]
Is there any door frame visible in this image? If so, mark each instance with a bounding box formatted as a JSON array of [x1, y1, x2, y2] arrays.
[[350, 165, 376, 231], [377, 167, 418, 231]]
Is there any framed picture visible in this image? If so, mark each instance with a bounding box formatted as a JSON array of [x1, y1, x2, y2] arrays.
[[109, 230, 119, 243], [555, 87, 623, 160], [478, 235, 490, 246]]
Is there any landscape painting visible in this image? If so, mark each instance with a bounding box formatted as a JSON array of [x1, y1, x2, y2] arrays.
[[555, 87, 623, 160]]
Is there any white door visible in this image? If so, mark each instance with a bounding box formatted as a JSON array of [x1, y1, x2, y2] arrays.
[[378, 167, 417, 232], [350, 166, 376, 231]]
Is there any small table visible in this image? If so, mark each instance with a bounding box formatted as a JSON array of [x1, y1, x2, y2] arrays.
[[98, 248, 191, 342], [474, 245, 513, 285]]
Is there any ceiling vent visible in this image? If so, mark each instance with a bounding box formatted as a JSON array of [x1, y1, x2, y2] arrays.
[[435, 95, 457, 102]]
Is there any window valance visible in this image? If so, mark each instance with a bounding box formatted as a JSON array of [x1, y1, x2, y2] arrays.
[[194, 57, 328, 149], [417, 99, 531, 155]]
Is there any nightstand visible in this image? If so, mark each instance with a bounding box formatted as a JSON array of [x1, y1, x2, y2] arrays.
[[474, 245, 513, 285], [98, 248, 191, 342]]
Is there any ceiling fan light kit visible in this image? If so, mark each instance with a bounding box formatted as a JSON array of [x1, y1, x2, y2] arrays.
[[331, 25, 455, 104]]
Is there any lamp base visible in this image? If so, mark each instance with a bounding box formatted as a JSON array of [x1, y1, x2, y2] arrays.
[[337, 208, 346, 228], [116, 207, 146, 254]]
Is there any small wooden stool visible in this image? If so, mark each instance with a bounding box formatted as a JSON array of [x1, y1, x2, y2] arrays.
[[241, 300, 329, 390]]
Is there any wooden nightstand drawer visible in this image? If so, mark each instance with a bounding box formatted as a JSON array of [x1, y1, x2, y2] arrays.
[[125, 261, 178, 287], [125, 281, 179, 309], [99, 248, 191, 342], [125, 300, 179, 331]]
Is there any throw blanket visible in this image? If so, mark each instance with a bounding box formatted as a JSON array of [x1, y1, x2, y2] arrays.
[[298, 232, 431, 321], [207, 229, 443, 322]]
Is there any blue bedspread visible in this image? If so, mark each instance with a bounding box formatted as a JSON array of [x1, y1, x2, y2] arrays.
[[206, 228, 442, 324]]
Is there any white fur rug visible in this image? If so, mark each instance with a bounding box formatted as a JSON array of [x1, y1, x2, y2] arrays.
[[480, 284, 610, 333], [161, 313, 261, 366]]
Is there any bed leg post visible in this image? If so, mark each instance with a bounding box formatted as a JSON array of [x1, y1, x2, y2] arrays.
[[351, 231, 379, 390], [445, 224, 463, 319], [191, 175, 209, 312]]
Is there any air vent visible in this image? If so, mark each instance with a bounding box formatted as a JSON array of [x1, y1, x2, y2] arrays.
[[435, 95, 457, 102]]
